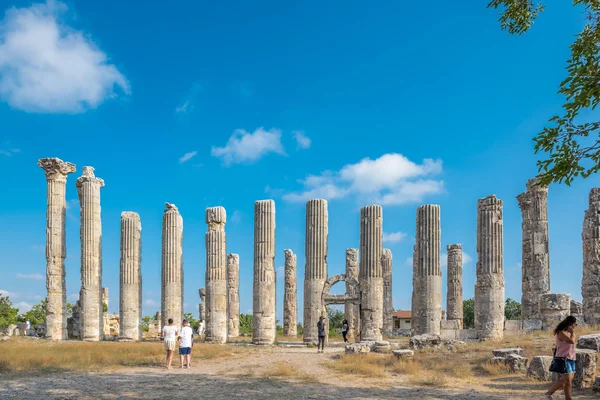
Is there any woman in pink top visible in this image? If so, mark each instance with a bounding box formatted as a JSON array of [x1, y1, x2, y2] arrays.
[[546, 315, 578, 400]]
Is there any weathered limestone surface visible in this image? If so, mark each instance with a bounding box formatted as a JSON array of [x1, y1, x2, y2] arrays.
[[227, 253, 239, 338], [119, 212, 142, 341], [446, 244, 463, 327], [539, 293, 570, 330], [345, 248, 360, 341], [283, 249, 297, 336], [527, 355, 553, 381], [412, 205, 442, 336], [578, 333, 600, 352], [574, 349, 598, 389], [76, 166, 105, 341], [583, 188, 600, 326], [67, 300, 81, 339], [161, 203, 183, 330], [475, 195, 505, 339], [409, 333, 441, 350], [492, 348, 523, 357], [571, 300, 583, 316], [253, 200, 276, 345], [102, 288, 110, 339], [303, 199, 328, 343], [38, 158, 76, 340], [205, 206, 227, 343], [382, 249, 393, 337], [360, 205, 383, 341], [517, 179, 550, 321], [198, 288, 205, 321]]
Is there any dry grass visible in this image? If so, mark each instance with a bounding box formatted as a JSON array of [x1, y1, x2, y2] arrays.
[[326, 354, 386, 377], [262, 361, 320, 382], [0, 338, 241, 375], [408, 372, 448, 387]]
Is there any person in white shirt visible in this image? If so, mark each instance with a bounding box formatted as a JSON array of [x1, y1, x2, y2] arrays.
[[161, 318, 179, 370], [178, 319, 194, 369], [197, 321, 205, 339]]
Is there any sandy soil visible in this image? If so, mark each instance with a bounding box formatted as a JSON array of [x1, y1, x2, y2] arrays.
[[0, 346, 597, 400]]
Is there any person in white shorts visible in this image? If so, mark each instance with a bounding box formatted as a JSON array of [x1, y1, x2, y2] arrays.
[[161, 318, 178, 369], [178, 319, 194, 369]]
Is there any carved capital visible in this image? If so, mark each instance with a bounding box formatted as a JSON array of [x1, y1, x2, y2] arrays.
[[38, 158, 76, 180]]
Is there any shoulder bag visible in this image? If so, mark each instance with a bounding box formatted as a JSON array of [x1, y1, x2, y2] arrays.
[[548, 346, 567, 374]]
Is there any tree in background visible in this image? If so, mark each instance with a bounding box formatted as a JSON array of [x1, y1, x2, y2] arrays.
[[463, 298, 475, 328], [102, 302, 108, 313], [488, 1, 600, 185], [141, 315, 151, 332], [239, 314, 252, 336], [0, 295, 19, 328], [505, 298, 522, 320], [18, 300, 47, 326], [327, 308, 344, 337], [183, 312, 199, 331]]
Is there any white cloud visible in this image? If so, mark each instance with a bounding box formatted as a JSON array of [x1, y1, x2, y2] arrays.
[[16, 273, 43, 280], [211, 127, 286, 165], [0, 148, 19, 156], [68, 293, 78, 301], [282, 153, 444, 205], [276, 266, 284, 279], [404, 257, 413, 267], [179, 151, 197, 164], [441, 251, 473, 269], [175, 100, 191, 113], [65, 199, 78, 210], [293, 131, 311, 149], [144, 299, 158, 307], [383, 232, 407, 244], [0, 289, 19, 298], [231, 210, 241, 223], [15, 301, 32, 313], [0, 0, 129, 113]]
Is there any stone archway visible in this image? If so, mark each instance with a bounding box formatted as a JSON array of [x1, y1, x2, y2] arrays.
[[321, 274, 360, 343]]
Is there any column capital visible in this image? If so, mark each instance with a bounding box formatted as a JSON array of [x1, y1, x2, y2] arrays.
[[76, 166, 105, 188], [38, 158, 76, 180]]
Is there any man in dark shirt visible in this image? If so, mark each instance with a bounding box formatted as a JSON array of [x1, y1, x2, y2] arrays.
[[317, 316, 326, 353]]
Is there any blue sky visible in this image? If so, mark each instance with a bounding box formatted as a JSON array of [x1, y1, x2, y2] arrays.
[[0, 0, 597, 323]]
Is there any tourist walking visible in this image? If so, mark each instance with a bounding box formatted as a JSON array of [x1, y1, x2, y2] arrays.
[[178, 319, 193, 369], [317, 316, 326, 353], [161, 318, 178, 370], [546, 315, 578, 400], [342, 319, 349, 343]]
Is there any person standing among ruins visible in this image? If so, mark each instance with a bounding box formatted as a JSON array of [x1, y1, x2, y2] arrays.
[[161, 318, 178, 370], [317, 316, 326, 353], [342, 319, 349, 343], [546, 315, 578, 400], [178, 319, 193, 369]]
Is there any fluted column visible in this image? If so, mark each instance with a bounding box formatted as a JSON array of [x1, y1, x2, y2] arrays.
[[446, 244, 463, 326], [76, 166, 105, 341], [161, 202, 183, 330], [253, 200, 276, 345], [227, 253, 239, 338], [411, 205, 442, 336], [517, 178, 550, 321], [382, 249, 393, 337], [475, 195, 505, 339], [359, 205, 383, 341], [303, 199, 328, 344], [283, 249, 297, 336], [583, 188, 600, 325], [205, 206, 227, 343], [38, 158, 76, 340], [198, 288, 205, 322], [119, 212, 142, 341], [345, 248, 360, 340]]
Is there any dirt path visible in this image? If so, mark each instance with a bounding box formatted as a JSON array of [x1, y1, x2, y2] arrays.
[[0, 346, 597, 399]]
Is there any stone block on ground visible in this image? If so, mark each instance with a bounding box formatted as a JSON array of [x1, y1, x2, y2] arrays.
[[372, 341, 392, 354], [441, 320, 461, 330], [440, 329, 458, 341], [522, 319, 543, 331], [527, 356, 553, 381], [345, 341, 373, 354], [577, 333, 600, 352], [443, 339, 466, 351], [504, 354, 528, 373], [571, 300, 583, 316], [492, 348, 524, 357], [504, 320, 522, 331], [458, 329, 478, 340], [392, 349, 414, 359], [574, 349, 598, 389], [409, 334, 441, 350], [593, 375, 600, 393]]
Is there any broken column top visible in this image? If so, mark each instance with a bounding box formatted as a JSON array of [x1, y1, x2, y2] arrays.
[[206, 206, 226, 226], [525, 177, 548, 192], [164, 202, 179, 212], [447, 244, 462, 251], [38, 157, 76, 176], [76, 166, 105, 188], [284, 249, 295, 256], [256, 199, 275, 208], [199, 288, 206, 297], [478, 194, 503, 209], [227, 253, 239, 263], [589, 188, 600, 206], [346, 248, 358, 259], [121, 211, 140, 221], [382, 248, 392, 259]]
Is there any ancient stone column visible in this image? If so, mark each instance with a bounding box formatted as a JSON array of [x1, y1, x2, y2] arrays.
[[583, 188, 600, 326], [253, 200, 276, 345], [119, 212, 142, 341], [446, 244, 463, 327], [76, 166, 105, 341], [411, 205, 442, 336], [205, 206, 227, 343], [345, 248, 360, 340], [382, 249, 393, 337], [475, 195, 505, 339], [161, 202, 183, 329], [303, 199, 328, 344], [517, 178, 550, 321], [359, 205, 383, 341], [539, 293, 571, 330], [227, 253, 240, 338], [198, 288, 205, 322], [38, 158, 76, 340], [283, 249, 297, 336]]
